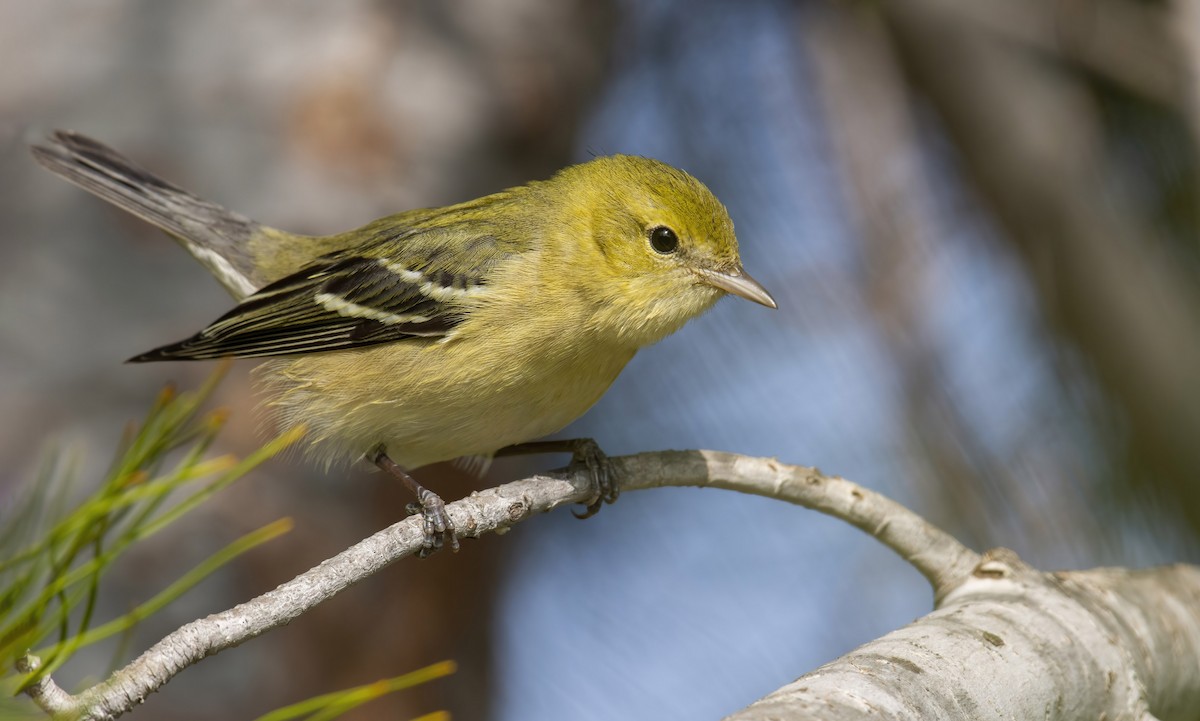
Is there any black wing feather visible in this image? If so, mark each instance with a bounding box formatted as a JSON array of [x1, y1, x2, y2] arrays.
[[130, 252, 475, 361]]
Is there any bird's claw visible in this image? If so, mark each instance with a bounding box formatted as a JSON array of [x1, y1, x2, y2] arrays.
[[413, 490, 459, 557], [371, 449, 458, 557], [569, 439, 616, 519]]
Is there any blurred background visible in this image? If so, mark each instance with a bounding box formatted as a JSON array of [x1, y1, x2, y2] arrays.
[[2, 0, 1199, 719]]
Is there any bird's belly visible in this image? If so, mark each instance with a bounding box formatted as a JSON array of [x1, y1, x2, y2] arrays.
[[258, 334, 636, 469]]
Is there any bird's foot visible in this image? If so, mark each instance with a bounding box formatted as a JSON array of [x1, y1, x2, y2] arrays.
[[404, 489, 459, 557], [492, 438, 618, 519], [373, 448, 459, 557], [568, 438, 616, 519]]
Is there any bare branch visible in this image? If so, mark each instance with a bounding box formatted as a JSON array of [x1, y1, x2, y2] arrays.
[[725, 552, 1200, 721], [15, 656, 77, 719], [720, 551, 1200, 715], [19, 450, 1200, 721], [19, 450, 976, 720]]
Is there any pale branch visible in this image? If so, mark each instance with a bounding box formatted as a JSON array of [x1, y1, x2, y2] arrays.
[[724, 551, 1200, 721], [19, 450, 977, 721]]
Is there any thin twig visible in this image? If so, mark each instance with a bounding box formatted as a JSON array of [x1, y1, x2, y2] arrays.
[[20, 450, 977, 721]]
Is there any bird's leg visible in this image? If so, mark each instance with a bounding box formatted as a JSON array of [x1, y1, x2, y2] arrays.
[[494, 438, 615, 519], [370, 447, 459, 556]]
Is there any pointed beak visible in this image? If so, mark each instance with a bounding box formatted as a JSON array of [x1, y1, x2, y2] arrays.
[[697, 267, 778, 309]]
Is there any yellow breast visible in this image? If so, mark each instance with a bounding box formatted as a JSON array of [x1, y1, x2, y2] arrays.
[[256, 285, 636, 469]]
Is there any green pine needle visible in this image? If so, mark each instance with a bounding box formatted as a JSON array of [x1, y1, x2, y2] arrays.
[[0, 371, 446, 721], [0, 368, 298, 694], [250, 661, 457, 721]]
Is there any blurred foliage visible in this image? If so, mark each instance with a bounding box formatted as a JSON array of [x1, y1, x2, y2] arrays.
[[1094, 79, 1200, 253], [813, 0, 1200, 541]]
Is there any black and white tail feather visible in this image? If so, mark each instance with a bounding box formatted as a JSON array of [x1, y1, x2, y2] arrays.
[[31, 130, 263, 298]]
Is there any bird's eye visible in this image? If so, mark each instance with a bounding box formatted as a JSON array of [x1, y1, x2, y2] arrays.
[[649, 226, 679, 254]]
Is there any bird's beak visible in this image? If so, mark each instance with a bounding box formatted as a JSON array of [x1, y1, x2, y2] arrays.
[[697, 267, 778, 309]]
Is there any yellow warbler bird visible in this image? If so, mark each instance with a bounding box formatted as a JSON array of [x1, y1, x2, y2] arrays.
[[32, 131, 776, 553]]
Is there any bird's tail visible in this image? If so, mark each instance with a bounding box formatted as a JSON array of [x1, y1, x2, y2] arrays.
[[31, 131, 263, 299]]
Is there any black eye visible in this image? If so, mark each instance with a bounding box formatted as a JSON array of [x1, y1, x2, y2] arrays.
[[649, 226, 678, 254]]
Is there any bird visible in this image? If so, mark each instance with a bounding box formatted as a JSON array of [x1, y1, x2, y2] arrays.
[[32, 130, 776, 554]]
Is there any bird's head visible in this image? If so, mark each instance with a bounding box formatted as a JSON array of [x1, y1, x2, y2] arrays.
[[554, 154, 776, 348]]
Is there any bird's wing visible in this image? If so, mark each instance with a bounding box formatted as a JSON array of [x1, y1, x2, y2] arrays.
[[131, 228, 512, 361]]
